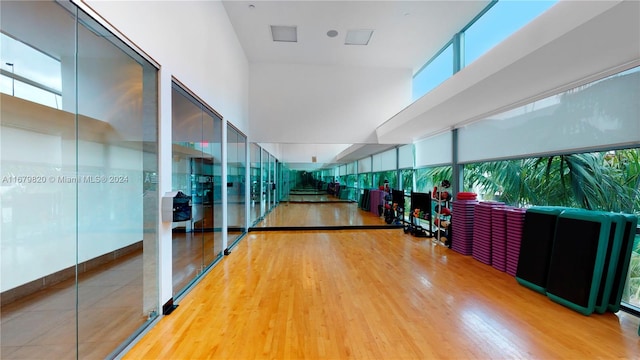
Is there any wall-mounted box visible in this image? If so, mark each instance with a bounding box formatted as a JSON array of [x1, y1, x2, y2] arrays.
[[161, 191, 192, 222]]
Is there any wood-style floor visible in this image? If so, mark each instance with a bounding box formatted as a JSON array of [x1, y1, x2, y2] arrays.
[[0, 232, 222, 360], [254, 201, 388, 228], [124, 213, 640, 358]]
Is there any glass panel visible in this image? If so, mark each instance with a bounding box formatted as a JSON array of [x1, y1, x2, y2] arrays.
[[1, 1, 158, 358], [358, 172, 372, 190], [250, 143, 261, 225], [212, 113, 223, 256], [171, 84, 201, 295], [76, 6, 159, 357], [1, 1, 78, 358], [201, 111, 216, 266], [372, 170, 397, 190], [261, 149, 268, 217], [412, 42, 453, 100], [462, 149, 640, 213], [622, 233, 640, 310], [171, 83, 221, 296], [227, 125, 246, 246], [270, 154, 277, 209], [464, 1, 557, 67], [415, 166, 452, 194]]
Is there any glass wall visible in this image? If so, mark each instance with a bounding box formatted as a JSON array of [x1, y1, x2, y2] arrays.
[[171, 83, 223, 296], [412, 42, 453, 100], [461, 148, 640, 310], [227, 125, 247, 246], [464, 1, 557, 67], [462, 148, 640, 216], [1, 1, 158, 358], [269, 154, 277, 209], [249, 143, 261, 225], [260, 148, 269, 217], [412, 0, 557, 100]]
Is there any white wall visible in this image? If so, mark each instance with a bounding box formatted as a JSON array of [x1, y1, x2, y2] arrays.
[[85, 0, 250, 133], [84, 0, 249, 304], [250, 63, 411, 145]]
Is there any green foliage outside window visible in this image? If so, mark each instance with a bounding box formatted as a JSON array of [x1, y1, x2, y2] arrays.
[[415, 149, 640, 308]]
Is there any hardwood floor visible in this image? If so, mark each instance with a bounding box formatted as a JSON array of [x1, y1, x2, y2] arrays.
[[0, 252, 147, 360], [0, 232, 222, 360], [124, 227, 640, 359], [3, 200, 638, 359], [253, 202, 389, 227]]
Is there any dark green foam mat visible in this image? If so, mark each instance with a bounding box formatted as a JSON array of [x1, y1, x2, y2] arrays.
[[545, 210, 611, 316], [608, 214, 638, 313], [515, 206, 567, 294]]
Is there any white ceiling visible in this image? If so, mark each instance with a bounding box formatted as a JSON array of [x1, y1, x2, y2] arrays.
[[222, 0, 489, 72], [222, 0, 489, 168], [222, 1, 639, 169]]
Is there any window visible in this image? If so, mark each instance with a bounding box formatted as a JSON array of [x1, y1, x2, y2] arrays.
[[464, 1, 557, 67], [412, 42, 453, 100], [0, 32, 62, 109]]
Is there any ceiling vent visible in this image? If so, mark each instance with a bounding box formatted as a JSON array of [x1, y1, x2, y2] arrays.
[[270, 25, 297, 42], [345, 29, 374, 45]]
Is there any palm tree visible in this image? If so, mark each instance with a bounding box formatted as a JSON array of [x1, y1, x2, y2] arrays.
[[463, 149, 640, 214]]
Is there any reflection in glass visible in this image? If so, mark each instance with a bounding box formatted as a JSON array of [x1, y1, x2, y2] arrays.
[[171, 83, 222, 297], [227, 125, 247, 246], [249, 143, 262, 225], [1, 1, 158, 358]]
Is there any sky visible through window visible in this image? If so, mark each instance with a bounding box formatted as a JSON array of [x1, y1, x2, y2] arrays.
[[1, 32, 62, 109], [412, 0, 558, 101]]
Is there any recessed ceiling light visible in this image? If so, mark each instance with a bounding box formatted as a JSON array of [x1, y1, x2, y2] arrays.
[[270, 25, 297, 42], [345, 29, 374, 45], [327, 30, 338, 38]]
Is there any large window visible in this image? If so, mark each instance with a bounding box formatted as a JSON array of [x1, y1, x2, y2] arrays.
[[412, 0, 557, 101], [412, 42, 453, 100], [463, 148, 640, 215], [461, 148, 640, 310], [464, 1, 557, 67]]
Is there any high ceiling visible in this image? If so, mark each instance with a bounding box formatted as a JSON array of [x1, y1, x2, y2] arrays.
[[221, 1, 639, 170], [222, 0, 488, 72], [221, 0, 490, 168]]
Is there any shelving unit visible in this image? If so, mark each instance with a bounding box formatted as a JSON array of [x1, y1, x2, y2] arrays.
[[433, 180, 452, 247]]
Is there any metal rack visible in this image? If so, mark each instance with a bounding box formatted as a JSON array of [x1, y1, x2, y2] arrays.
[[433, 180, 452, 247]]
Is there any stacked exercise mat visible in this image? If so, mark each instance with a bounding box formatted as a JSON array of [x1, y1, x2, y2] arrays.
[[451, 197, 528, 268], [491, 206, 511, 272], [451, 193, 478, 255], [516, 206, 638, 316], [505, 208, 526, 276], [472, 201, 505, 265]]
